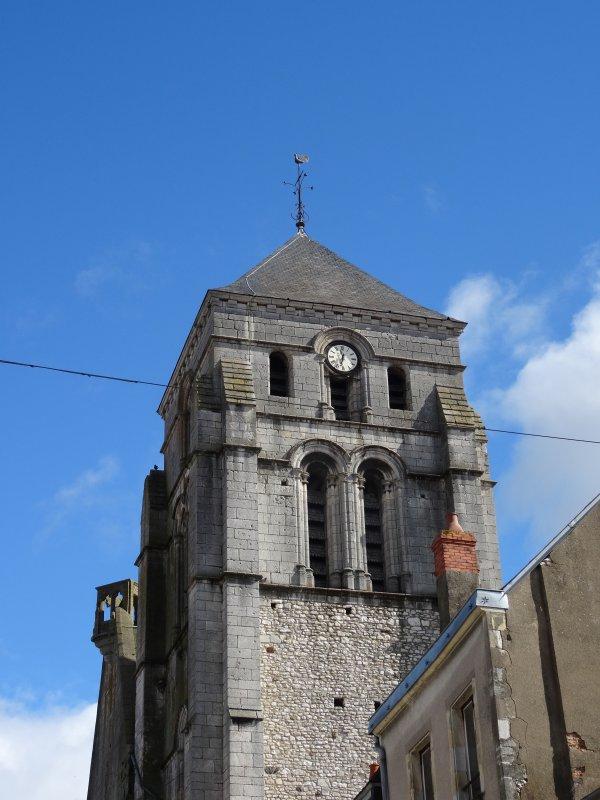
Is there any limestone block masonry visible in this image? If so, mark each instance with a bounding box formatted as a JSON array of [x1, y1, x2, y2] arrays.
[[87, 232, 502, 800]]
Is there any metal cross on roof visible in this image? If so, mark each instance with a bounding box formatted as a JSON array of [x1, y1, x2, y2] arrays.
[[284, 153, 313, 233]]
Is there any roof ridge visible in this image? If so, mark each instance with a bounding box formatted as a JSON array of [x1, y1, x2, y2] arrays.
[[243, 234, 303, 294]]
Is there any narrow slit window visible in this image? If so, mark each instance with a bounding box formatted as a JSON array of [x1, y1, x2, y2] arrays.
[[307, 464, 328, 587], [330, 377, 350, 420], [269, 352, 289, 397], [388, 367, 407, 410]]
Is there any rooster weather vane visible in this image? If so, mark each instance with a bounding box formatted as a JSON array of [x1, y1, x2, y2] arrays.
[[284, 154, 313, 233]]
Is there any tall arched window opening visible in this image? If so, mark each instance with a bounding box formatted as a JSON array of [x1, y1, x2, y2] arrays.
[[388, 367, 407, 410], [269, 352, 289, 397], [362, 470, 385, 592], [307, 463, 328, 587], [330, 377, 350, 420]]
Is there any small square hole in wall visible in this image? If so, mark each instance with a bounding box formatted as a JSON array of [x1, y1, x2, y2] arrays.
[[334, 697, 345, 708], [345, 606, 353, 615], [374, 701, 382, 711]]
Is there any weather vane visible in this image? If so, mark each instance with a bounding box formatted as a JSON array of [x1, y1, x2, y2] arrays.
[[284, 154, 313, 233]]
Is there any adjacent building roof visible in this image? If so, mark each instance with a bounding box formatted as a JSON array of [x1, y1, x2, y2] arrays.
[[221, 233, 453, 320], [368, 589, 508, 735], [369, 493, 600, 736]]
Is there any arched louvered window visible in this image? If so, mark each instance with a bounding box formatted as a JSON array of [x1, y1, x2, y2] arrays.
[[307, 463, 328, 587], [362, 470, 385, 592], [330, 377, 350, 420], [269, 352, 289, 397], [388, 367, 407, 410]]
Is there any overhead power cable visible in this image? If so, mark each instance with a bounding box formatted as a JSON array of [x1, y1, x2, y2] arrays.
[[1, 357, 600, 445], [0, 358, 176, 389], [484, 428, 600, 445]]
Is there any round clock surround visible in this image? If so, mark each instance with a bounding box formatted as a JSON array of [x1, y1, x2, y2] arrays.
[[325, 341, 360, 375]]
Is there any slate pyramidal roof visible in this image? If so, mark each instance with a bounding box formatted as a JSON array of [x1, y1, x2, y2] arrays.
[[159, 234, 463, 413], [220, 233, 461, 323]]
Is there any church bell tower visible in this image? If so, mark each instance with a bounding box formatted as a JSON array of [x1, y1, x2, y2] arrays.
[[88, 230, 501, 800]]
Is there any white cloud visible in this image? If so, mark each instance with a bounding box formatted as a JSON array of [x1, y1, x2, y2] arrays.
[[54, 456, 119, 507], [446, 243, 600, 549], [40, 455, 121, 541], [446, 273, 547, 359], [74, 241, 155, 299], [0, 697, 96, 800], [493, 284, 600, 543], [74, 265, 117, 297], [421, 183, 443, 213]]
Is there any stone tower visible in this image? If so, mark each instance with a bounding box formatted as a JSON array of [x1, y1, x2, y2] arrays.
[[87, 231, 501, 800]]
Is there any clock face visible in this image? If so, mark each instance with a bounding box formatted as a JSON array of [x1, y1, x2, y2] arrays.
[[326, 342, 359, 374]]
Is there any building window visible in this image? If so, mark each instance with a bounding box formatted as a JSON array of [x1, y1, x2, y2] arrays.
[[330, 376, 350, 420], [307, 463, 328, 587], [388, 367, 407, 410], [269, 352, 289, 397], [362, 470, 385, 592], [412, 740, 435, 800], [453, 695, 483, 800]]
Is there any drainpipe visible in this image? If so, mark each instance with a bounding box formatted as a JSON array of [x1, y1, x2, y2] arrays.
[[374, 737, 389, 800]]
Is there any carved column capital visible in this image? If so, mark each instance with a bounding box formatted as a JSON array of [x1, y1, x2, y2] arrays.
[[327, 473, 343, 489], [291, 467, 309, 484]]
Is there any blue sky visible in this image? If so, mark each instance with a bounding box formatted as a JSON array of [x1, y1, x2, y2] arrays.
[[2, 3, 600, 795]]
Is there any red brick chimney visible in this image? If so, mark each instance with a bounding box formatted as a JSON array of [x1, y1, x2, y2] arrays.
[[432, 513, 479, 628]]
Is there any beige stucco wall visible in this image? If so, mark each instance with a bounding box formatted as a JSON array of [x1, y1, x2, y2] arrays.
[[379, 614, 502, 800], [505, 500, 600, 800]]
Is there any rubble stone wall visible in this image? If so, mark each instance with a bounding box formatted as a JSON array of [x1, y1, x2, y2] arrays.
[[259, 588, 439, 800]]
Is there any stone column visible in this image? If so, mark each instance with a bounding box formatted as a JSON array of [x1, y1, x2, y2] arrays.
[[360, 360, 373, 423], [337, 473, 356, 589], [351, 474, 371, 590], [326, 474, 343, 587], [292, 467, 313, 587], [317, 355, 335, 420]]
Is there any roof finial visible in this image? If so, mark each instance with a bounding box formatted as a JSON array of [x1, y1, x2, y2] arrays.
[[284, 154, 313, 234]]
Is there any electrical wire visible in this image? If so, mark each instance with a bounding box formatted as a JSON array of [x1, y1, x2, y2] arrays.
[[0, 358, 177, 389], [2, 357, 600, 445], [484, 428, 600, 445]]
